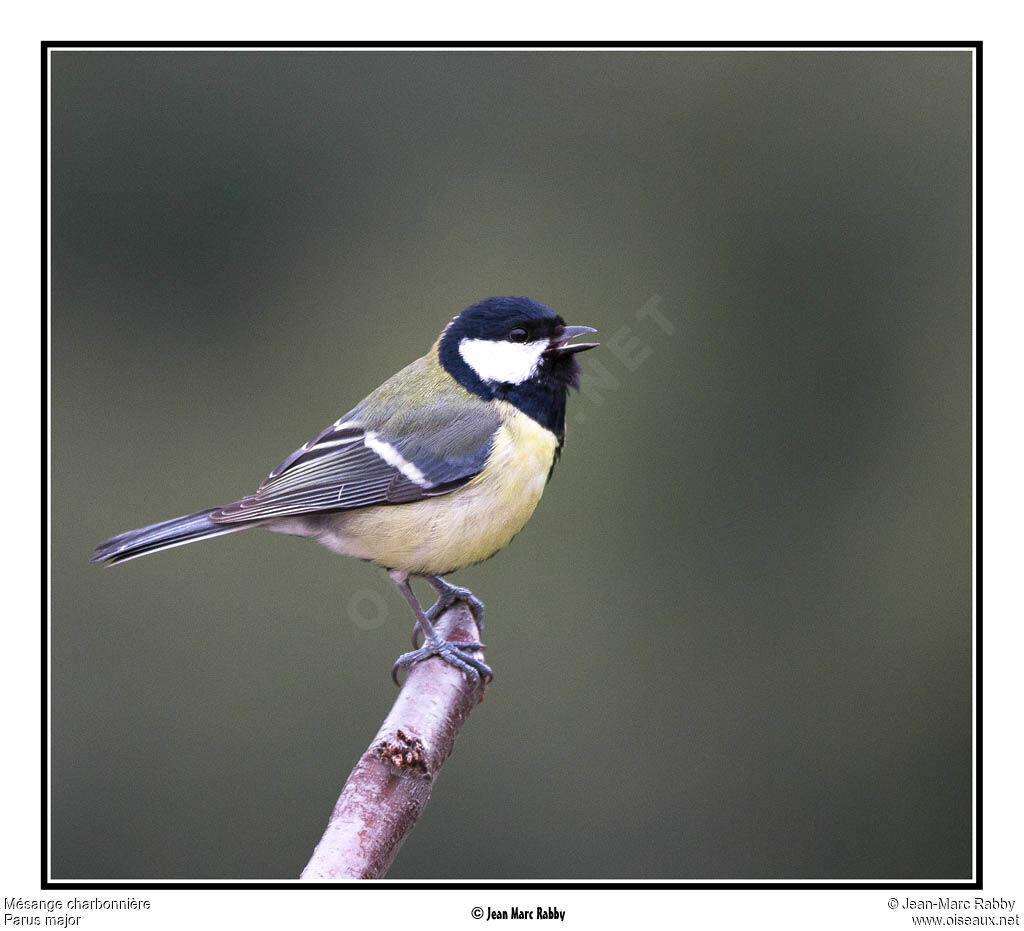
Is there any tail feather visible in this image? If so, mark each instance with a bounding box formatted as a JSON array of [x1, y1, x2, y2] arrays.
[[92, 507, 251, 565]]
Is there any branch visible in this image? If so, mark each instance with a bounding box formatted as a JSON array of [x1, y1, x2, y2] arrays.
[[300, 601, 487, 879]]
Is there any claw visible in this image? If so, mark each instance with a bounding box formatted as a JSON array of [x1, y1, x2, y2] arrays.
[[392, 639, 492, 687]]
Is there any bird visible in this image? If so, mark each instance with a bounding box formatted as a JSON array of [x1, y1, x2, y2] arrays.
[[93, 296, 597, 686]]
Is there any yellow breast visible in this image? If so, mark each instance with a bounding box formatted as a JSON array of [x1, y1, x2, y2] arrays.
[[318, 401, 559, 575]]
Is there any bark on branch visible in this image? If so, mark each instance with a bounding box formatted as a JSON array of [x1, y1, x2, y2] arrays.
[[300, 601, 487, 879]]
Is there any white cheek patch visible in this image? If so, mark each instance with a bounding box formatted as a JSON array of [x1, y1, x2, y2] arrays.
[[458, 337, 549, 384]]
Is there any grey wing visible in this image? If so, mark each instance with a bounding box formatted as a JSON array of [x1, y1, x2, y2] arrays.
[[211, 406, 499, 524]]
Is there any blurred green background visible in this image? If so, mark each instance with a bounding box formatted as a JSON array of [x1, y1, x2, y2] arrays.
[[51, 50, 973, 879]]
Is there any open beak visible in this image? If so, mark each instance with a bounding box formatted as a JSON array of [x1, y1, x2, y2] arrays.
[[546, 325, 599, 356]]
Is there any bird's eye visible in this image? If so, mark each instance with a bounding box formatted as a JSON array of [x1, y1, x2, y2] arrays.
[[509, 327, 529, 342]]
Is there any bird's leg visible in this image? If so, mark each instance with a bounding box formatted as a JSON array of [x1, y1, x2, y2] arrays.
[[388, 569, 492, 687], [409, 574, 486, 648]]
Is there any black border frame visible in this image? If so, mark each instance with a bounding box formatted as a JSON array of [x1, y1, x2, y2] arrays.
[[42, 40, 982, 891]]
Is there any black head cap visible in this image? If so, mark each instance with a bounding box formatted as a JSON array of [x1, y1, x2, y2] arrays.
[[446, 296, 565, 342]]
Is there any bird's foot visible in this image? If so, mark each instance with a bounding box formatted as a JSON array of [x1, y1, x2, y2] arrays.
[[410, 578, 486, 648], [391, 637, 492, 687], [426, 579, 485, 627]]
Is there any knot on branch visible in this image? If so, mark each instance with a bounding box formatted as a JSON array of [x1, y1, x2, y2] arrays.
[[376, 729, 429, 775]]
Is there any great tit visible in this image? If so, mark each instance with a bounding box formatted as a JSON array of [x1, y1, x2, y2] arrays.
[[93, 296, 597, 684]]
